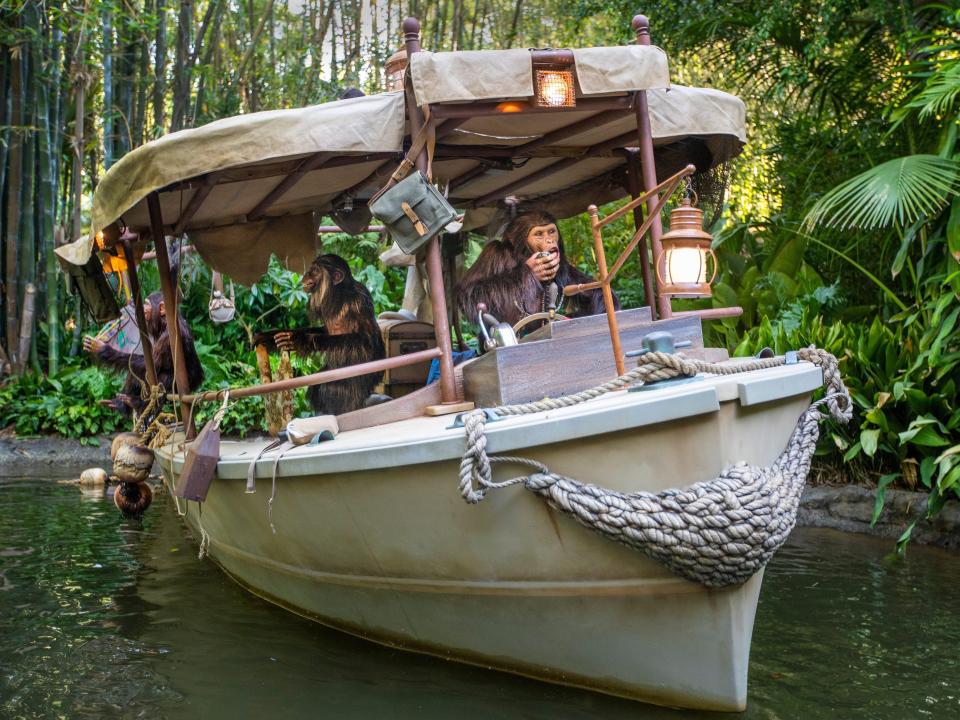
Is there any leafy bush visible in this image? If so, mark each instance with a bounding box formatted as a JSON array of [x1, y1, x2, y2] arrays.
[[0, 362, 124, 443]]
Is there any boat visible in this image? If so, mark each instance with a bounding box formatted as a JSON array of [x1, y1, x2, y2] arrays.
[[57, 14, 851, 711]]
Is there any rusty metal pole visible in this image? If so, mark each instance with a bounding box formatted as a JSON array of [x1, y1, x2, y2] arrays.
[[403, 17, 458, 404], [633, 14, 672, 319], [121, 238, 158, 386], [147, 192, 195, 437], [625, 150, 657, 315], [589, 206, 626, 376]]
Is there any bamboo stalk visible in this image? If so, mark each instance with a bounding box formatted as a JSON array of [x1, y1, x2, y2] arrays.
[[4, 39, 23, 365], [17, 284, 36, 375]]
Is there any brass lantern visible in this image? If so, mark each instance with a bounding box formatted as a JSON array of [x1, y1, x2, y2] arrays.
[[656, 197, 718, 297]]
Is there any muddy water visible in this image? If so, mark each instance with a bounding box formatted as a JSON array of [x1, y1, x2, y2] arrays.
[[1, 479, 958, 719]]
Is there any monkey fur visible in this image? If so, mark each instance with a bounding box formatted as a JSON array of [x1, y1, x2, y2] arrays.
[[95, 290, 205, 416], [456, 208, 617, 327], [257, 254, 385, 416]]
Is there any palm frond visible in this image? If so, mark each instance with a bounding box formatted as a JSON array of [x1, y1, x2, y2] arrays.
[[906, 59, 960, 119], [803, 155, 960, 231]]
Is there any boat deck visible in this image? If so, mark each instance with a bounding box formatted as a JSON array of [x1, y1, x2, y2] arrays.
[[157, 360, 822, 480]]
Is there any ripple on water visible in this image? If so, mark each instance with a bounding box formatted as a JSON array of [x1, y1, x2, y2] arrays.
[[0, 480, 958, 720]]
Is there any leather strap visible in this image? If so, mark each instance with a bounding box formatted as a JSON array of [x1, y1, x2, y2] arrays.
[[401, 202, 428, 236]]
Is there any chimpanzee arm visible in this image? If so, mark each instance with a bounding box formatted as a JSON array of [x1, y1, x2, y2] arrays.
[[96, 345, 148, 377]]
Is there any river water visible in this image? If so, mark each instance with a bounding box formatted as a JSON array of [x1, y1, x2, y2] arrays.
[[1, 478, 958, 719]]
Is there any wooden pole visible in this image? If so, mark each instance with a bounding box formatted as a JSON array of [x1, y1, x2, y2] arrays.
[[588, 208, 626, 377], [633, 14, 672, 320], [175, 347, 442, 404], [147, 192, 194, 437], [121, 238, 158, 386], [626, 151, 657, 315], [403, 17, 458, 404]]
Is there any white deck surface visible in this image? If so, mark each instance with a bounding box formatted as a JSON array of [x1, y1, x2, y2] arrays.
[[158, 361, 822, 479]]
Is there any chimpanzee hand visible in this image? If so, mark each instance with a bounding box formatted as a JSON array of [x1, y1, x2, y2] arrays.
[[82, 336, 105, 354], [525, 250, 560, 282]]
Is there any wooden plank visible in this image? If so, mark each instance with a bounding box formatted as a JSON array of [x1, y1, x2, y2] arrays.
[[463, 315, 704, 407], [521, 307, 653, 342]]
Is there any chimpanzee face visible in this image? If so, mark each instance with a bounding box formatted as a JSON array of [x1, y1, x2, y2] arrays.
[[302, 254, 349, 302]]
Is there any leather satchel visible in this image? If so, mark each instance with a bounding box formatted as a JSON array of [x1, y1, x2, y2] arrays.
[[369, 171, 457, 254]]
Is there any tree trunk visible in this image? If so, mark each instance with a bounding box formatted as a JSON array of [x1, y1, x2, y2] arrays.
[[153, 0, 167, 135], [171, 0, 193, 131], [4, 41, 22, 364], [505, 0, 523, 48], [103, 3, 114, 168], [72, 37, 86, 241], [35, 18, 59, 375]]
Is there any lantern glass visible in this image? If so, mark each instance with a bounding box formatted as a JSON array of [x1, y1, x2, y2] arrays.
[[665, 246, 706, 285], [535, 69, 575, 108]]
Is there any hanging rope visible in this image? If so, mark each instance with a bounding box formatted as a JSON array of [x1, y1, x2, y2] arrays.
[[458, 347, 852, 588]]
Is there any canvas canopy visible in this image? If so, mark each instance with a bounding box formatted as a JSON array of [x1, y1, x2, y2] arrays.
[[57, 43, 746, 285]]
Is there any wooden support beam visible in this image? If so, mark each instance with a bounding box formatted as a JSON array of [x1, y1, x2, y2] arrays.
[[247, 151, 335, 222], [626, 150, 657, 315], [121, 239, 157, 386], [430, 94, 633, 120], [175, 347, 442, 403], [633, 15, 672, 320], [147, 192, 194, 437], [513, 109, 631, 155], [469, 130, 638, 208], [173, 173, 219, 235], [403, 16, 458, 405]]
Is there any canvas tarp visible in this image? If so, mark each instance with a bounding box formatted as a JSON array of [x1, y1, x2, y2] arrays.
[[57, 77, 745, 285], [409, 45, 670, 105]]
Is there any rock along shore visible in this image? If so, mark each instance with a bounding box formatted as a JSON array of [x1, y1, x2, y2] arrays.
[[2, 436, 958, 551]]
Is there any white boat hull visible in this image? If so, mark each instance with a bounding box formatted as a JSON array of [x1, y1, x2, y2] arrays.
[[157, 362, 822, 710]]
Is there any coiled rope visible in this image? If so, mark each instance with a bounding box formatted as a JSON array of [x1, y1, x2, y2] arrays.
[[458, 347, 852, 588]]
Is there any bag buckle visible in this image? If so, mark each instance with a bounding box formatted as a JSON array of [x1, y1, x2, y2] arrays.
[[401, 202, 428, 236]]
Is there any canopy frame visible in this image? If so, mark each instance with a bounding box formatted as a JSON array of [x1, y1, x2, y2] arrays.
[[120, 12, 725, 437]]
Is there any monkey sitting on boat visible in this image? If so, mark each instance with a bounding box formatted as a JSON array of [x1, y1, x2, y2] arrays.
[[457, 207, 617, 327], [255, 254, 386, 416], [84, 290, 205, 416]]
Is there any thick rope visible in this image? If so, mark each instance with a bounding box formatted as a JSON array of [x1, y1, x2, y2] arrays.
[[458, 347, 851, 588]]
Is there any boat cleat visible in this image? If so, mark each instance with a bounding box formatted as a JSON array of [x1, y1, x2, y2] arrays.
[[447, 408, 503, 429], [626, 331, 702, 393]]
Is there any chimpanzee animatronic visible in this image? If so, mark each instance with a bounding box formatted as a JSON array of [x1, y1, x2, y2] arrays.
[[457, 207, 617, 327], [256, 254, 386, 416], [84, 290, 205, 416]]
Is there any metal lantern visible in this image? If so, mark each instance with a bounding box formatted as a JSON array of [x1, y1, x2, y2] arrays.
[[656, 197, 718, 297], [534, 67, 575, 108]]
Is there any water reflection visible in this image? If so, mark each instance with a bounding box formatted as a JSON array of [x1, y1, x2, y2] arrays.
[[1, 479, 957, 719]]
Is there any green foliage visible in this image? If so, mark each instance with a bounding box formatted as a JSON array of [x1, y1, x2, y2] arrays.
[[0, 362, 123, 442]]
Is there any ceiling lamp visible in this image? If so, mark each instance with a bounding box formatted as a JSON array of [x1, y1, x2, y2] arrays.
[[534, 67, 575, 108]]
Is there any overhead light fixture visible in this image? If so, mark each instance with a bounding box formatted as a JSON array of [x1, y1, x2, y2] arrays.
[[534, 67, 575, 108]]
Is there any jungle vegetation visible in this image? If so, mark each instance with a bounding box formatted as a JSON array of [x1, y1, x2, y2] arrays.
[[0, 1, 957, 542]]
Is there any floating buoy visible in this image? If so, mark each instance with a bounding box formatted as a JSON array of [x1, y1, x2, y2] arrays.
[[114, 481, 153, 518], [111, 432, 142, 460], [113, 443, 154, 483], [79, 467, 109, 486]]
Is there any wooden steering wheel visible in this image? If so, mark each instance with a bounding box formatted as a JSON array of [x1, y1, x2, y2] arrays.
[[512, 311, 570, 335]]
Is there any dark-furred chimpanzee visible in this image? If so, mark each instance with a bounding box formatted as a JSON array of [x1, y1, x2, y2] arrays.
[[255, 254, 386, 416], [84, 290, 205, 416], [457, 207, 617, 327]]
